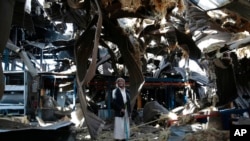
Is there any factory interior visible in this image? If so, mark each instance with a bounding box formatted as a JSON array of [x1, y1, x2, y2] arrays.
[[0, 0, 250, 140]]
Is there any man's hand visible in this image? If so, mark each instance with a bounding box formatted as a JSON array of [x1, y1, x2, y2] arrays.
[[121, 109, 125, 113], [120, 109, 125, 116]]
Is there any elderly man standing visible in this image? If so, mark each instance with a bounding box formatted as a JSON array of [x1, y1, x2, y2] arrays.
[[112, 77, 131, 141]]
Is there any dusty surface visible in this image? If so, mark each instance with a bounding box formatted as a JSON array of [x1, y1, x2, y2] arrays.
[[0, 116, 165, 140], [0, 114, 231, 141], [0, 118, 33, 129]]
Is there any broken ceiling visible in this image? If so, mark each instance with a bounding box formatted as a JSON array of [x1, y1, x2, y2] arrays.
[[1, 0, 250, 140], [7, 0, 250, 64]]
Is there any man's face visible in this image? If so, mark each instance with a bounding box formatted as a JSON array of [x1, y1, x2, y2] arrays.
[[117, 79, 125, 88]]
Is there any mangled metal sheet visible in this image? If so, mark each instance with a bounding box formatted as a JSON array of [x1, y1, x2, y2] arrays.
[[0, 119, 74, 141], [189, 0, 232, 11], [74, 1, 105, 139], [143, 101, 169, 123], [174, 67, 209, 85]]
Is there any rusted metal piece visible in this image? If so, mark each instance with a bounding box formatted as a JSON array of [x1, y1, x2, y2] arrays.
[[73, 1, 105, 139]]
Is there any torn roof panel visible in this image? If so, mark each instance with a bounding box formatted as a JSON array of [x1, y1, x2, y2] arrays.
[[189, 0, 233, 11]]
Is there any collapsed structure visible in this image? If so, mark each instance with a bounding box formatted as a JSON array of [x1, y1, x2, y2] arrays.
[[0, 0, 250, 140]]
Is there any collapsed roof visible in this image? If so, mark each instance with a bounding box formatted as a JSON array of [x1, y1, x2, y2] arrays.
[[6, 0, 250, 72], [1, 0, 250, 139]]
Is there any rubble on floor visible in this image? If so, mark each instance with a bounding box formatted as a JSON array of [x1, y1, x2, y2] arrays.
[[0, 100, 249, 141]]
